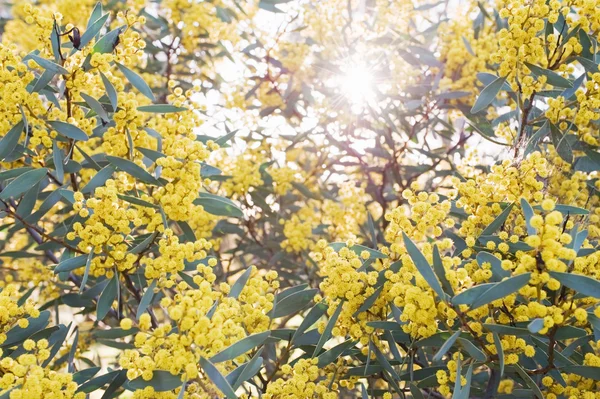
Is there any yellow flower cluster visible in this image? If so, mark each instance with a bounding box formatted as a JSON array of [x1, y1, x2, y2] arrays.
[[121, 265, 277, 398], [0, 286, 83, 398], [142, 229, 211, 287], [263, 358, 339, 399], [70, 180, 163, 277]]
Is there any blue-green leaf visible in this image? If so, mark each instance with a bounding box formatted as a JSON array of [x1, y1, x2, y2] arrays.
[[52, 141, 65, 183], [116, 63, 155, 101], [93, 26, 125, 54], [105, 155, 158, 185], [549, 272, 600, 299], [136, 280, 156, 320], [54, 254, 88, 273], [80, 92, 109, 122], [199, 357, 237, 399], [402, 232, 446, 301], [433, 330, 460, 362], [0, 168, 47, 200], [471, 76, 506, 113], [79, 13, 110, 50], [100, 72, 118, 111], [525, 62, 572, 88], [0, 121, 24, 161], [29, 54, 69, 75], [48, 121, 89, 141], [81, 165, 114, 194], [126, 370, 182, 392], [312, 300, 343, 357], [137, 105, 188, 113], [520, 198, 536, 235], [194, 193, 243, 218], [210, 331, 270, 363], [470, 273, 531, 309], [480, 203, 514, 236], [96, 276, 118, 320]]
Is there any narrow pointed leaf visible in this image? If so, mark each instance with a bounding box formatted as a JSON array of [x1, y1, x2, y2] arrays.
[[210, 331, 270, 363], [48, 121, 89, 141], [0, 121, 24, 161], [402, 232, 446, 301], [199, 357, 237, 399], [549, 272, 600, 298], [0, 168, 47, 200], [312, 300, 343, 357], [470, 273, 531, 309], [471, 76, 506, 113], [116, 63, 155, 101]]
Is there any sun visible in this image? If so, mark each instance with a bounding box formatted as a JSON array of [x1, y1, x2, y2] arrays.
[[337, 62, 376, 113]]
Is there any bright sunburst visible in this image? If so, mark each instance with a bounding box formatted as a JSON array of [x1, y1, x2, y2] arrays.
[[337, 62, 376, 113]]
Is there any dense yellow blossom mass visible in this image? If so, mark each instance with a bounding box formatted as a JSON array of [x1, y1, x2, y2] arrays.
[[0, 0, 599, 398]]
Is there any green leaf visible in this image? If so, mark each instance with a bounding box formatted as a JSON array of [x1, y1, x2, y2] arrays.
[[312, 300, 343, 357], [100, 72, 118, 111], [480, 203, 514, 236], [534, 204, 589, 215], [471, 76, 506, 113], [29, 54, 69, 75], [270, 288, 317, 318], [457, 338, 487, 362], [432, 245, 454, 296], [514, 364, 544, 399], [528, 318, 544, 334], [81, 165, 114, 194], [79, 13, 110, 50], [199, 357, 237, 399], [210, 331, 270, 363], [77, 370, 121, 393], [3, 310, 50, 348], [96, 276, 118, 320], [353, 286, 383, 317], [525, 62, 572, 88], [0, 168, 47, 200], [194, 193, 243, 218], [136, 147, 165, 162], [492, 332, 504, 377], [550, 122, 574, 164], [50, 20, 61, 62], [549, 271, 600, 298], [470, 273, 531, 309], [136, 279, 156, 320], [93, 26, 125, 54], [48, 121, 89, 141], [137, 105, 188, 113], [0, 121, 24, 161], [116, 63, 155, 101], [454, 364, 473, 399], [291, 302, 327, 344], [561, 365, 600, 380], [452, 283, 494, 306], [402, 232, 446, 301], [433, 330, 460, 362], [54, 254, 87, 273], [520, 198, 536, 235], [231, 348, 263, 390], [126, 370, 182, 392], [80, 92, 109, 122], [229, 267, 253, 299], [105, 155, 158, 185], [79, 252, 93, 293], [52, 141, 65, 183]]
